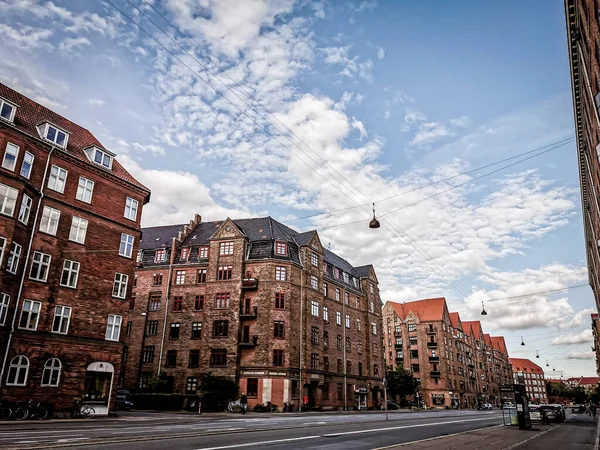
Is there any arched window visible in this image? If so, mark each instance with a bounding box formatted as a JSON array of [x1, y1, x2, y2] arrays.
[[6, 355, 29, 386], [41, 358, 61, 387]]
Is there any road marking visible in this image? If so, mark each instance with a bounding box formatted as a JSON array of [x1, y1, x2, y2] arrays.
[[372, 424, 503, 450], [56, 438, 90, 443], [303, 422, 326, 425], [195, 436, 320, 449], [323, 417, 494, 437], [500, 425, 557, 450]]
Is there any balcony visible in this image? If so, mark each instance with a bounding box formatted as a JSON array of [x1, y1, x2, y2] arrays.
[[428, 356, 440, 362], [239, 335, 258, 347], [394, 343, 403, 349], [242, 278, 259, 289], [394, 331, 402, 336], [427, 341, 438, 348], [395, 357, 404, 364], [240, 305, 258, 320], [430, 371, 441, 378], [468, 363, 475, 369]]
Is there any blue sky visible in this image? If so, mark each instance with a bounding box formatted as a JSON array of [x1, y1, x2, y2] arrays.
[[0, 0, 595, 378]]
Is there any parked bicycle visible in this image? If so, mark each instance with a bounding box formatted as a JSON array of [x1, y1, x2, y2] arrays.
[[283, 401, 295, 412], [70, 399, 95, 419], [0, 399, 14, 420], [225, 399, 241, 413], [14, 399, 49, 420]]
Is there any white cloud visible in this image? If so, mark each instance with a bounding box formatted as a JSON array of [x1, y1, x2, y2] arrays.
[[58, 37, 91, 55], [0, 24, 53, 51], [552, 329, 594, 345], [355, 1, 377, 12], [321, 46, 373, 82], [377, 46, 385, 59], [567, 352, 596, 360], [410, 122, 453, 146], [404, 109, 426, 124], [87, 98, 106, 106]]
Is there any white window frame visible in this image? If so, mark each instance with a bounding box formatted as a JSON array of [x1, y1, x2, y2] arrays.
[[310, 275, 318, 290], [275, 241, 287, 256], [47, 165, 67, 193], [357, 319, 362, 331], [323, 305, 329, 322], [6, 242, 22, 274], [19, 299, 41, 330], [0, 183, 18, 216], [41, 358, 61, 387], [335, 288, 340, 301], [336, 311, 342, 326], [51, 306, 72, 334], [345, 314, 351, 328], [2, 142, 19, 171], [20, 151, 34, 179], [18, 194, 32, 225], [105, 314, 122, 341], [155, 249, 166, 263], [42, 123, 69, 147], [0, 236, 5, 267], [124, 197, 138, 221], [0, 292, 9, 325], [219, 241, 234, 255], [29, 251, 51, 282], [311, 300, 319, 317], [275, 266, 286, 281], [112, 273, 128, 299], [60, 260, 80, 288], [371, 322, 377, 335], [39, 206, 60, 235], [6, 355, 29, 386], [0, 98, 17, 122], [198, 246, 209, 258], [76, 177, 94, 203], [311, 253, 318, 266], [69, 216, 88, 244], [175, 270, 186, 285], [119, 233, 134, 258], [92, 147, 112, 169]]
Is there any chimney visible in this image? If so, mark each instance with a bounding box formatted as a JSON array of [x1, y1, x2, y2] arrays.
[[194, 214, 202, 224], [178, 231, 183, 242]]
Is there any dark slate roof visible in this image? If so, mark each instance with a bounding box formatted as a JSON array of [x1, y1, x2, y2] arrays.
[[0, 82, 150, 194], [323, 249, 356, 276], [354, 265, 373, 278], [181, 221, 222, 246], [140, 224, 185, 250], [294, 230, 315, 246]]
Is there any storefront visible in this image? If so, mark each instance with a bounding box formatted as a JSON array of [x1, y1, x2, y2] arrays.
[[84, 362, 114, 416], [354, 385, 368, 410], [431, 393, 445, 407]]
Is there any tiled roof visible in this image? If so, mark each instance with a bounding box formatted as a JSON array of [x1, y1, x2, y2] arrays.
[[0, 82, 149, 194], [449, 312, 462, 330], [388, 298, 446, 322], [509, 358, 544, 374], [483, 334, 492, 347], [566, 377, 599, 386], [546, 378, 563, 384], [491, 336, 507, 355], [462, 321, 484, 340]]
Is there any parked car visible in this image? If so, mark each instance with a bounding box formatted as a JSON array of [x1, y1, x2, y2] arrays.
[[502, 402, 515, 409], [115, 390, 134, 411], [571, 404, 585, 413], [529, 404, 541, 422], [478, 403, 493, 410], [382, 400, 399, 410], [550, 404, 566, 422], [539, 405, 564, 423]]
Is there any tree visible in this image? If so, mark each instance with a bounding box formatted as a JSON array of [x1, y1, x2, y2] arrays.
[[198, 373, 239, 412], [386, 367, 418, 404]]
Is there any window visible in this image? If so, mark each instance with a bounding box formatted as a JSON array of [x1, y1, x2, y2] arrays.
[[155, 249, 166, 263], [310, 275, 318, 290], [50, 305, 72, 335], [150, 296, 161, 311], [189, 350, 200, 368], [39, 206, 60, 235], [275, 292, 285, 309], [66, 217, 87, 245], [219, 241, 234, 255], [409, 336, 418, 345], [247, 378, 258, 397], [169, 323, 180, 339], [345, 336, 351, 352], [141, 346, 155, 363], [166, 350, 177, 368], [311, 353, 320, 370], [125, 320, 132, 335], [2, 142, 18, 171], [274, 321, 285, 338], [311, 300, 319, 317], [147, 320, 158, 335], [370, 284, 374, 294], [337, 335, 343, 351], [197, 269, 207, 283], [215, 292, 230, 309], [6, 242, 22, 274], [324, 356, 330, 372], [217, 266, 232, 280], [408, 323, 417, 332], [372, 342, 378, 356], [273, 349, 284, 366], [335, 288, 340, 301], [336, 311, 342, 326], [191, 322, 202, 339], [357, 319, 362, 331], [370, 300, 375, 312], [48, 165, 68, 193], [0, 183, 18, 216], [90, 147, 112, 168], [411, 364, 420, 373], [18, 194, 32, 225], [371, 322, 377, 335], [124, 197, 138, 221], [175, 270, 186, 285], [180, 248, 189, 261], [76, 177, 94, 203], [0, 236, 4, 267], [19, 152, 34, 180], [343, 272, 349, 284], [119, 234, 134, 258], [337, 359, 343, 373], [210, 349, 227, 367], [106, 315, 122, 341], [395, 325, 401, 334], [213, 320, 228, 337], [199, 246, 209, 258], [323, 282, 327, 297], [112, 273, 128, 298], [275, 241, 287, 255], [346, 360, 352, 374], [275, 266, 286, 281], [0, 293, 8, 325], [194, 295, 204, 311], [42, 124, 68, 147], [345, 314, 351, 328], [343, 292, 349, 304], [311, 253, 318, 266], [410, 350, 419, 359], [30, 252, 51, 282], [7, 355, 29, 386], [323, 331, 329, 349], [323, 306, 329, 322], [311, 326, 320, 345], [41, 358, 61, 387], [0, 98, 16, 122], [173, 296, 183, 311]]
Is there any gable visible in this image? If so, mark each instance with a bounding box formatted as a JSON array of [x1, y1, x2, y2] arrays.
[[309, 232, 324, 254], [210, 218, 246, 240]]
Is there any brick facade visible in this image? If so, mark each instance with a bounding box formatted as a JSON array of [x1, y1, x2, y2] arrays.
[[122, 216, 385, 410], [510, 358, 548, 404], [0, 82, 149, 413]]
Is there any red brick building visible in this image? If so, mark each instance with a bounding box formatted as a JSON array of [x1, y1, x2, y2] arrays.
[[383, 298, 512, 408], [592, 313, 600, 375], [510, 358, 548, 404], [122, 216, 384, 410], [0, 82, 150, 413]]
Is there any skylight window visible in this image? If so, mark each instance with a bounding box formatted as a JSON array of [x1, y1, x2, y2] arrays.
[[37, 123, 69, 148], [0, 98, 16, 122], [84, 146, 114, 170]]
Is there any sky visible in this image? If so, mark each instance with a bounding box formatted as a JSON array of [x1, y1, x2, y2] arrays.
[[0, 0, 596, 379]]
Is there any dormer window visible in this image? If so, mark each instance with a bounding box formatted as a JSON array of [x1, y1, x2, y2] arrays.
[[0, 98, 17, 122], [84, 146, 114, 170], [37, 123, 69, 148], [275, 241, 287, 256]]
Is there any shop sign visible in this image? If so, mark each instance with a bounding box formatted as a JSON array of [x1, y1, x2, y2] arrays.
[[354, 385, 368, 393]]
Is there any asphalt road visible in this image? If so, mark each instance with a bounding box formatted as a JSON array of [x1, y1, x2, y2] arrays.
[[0, 409, 502, 449]]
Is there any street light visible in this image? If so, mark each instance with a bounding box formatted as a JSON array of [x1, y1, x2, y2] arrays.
[[521, 336, 525, 346], [369, 203, 381, 229], [481, 301, 487, 316]]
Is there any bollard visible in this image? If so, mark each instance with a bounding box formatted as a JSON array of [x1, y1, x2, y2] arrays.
[[198, 400, 202, 415]]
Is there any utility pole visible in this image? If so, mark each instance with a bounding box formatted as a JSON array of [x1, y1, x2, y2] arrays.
[[383, 376, 388, 421]]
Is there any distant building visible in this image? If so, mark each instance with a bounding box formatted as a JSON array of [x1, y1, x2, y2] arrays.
[[592, 314, 600, 375], [509, 358, 548, 404], [122, 216, 385, 410], [565, 376, 599, 393]]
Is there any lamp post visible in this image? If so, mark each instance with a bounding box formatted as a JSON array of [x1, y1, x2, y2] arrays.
[[383, 377, 388, 421]]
